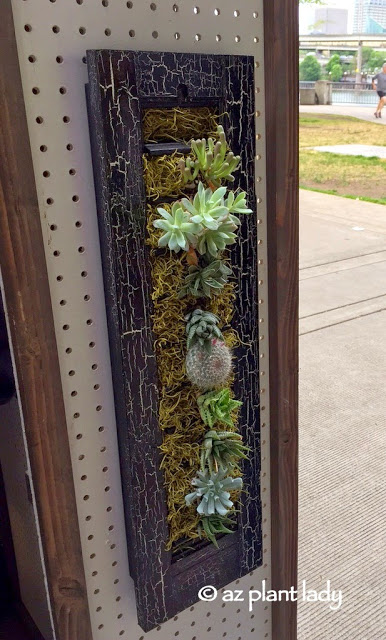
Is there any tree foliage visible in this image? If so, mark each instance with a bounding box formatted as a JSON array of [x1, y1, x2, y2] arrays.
[[330, 63, 343, 82], [325, 54, 340, 73], [299, 55, 322, 81]]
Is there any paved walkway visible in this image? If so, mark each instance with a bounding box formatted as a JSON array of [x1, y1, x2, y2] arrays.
[[298, 190, 386, 639], [300, 104, 386, 124], [312, 144, 386, 158]]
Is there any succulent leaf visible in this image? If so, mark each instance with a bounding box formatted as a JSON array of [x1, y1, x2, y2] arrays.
[[199, 513, 236, 547], [181, 125, 241, 187], [201, 428, 250, 472], [197, 221, 237, 258]]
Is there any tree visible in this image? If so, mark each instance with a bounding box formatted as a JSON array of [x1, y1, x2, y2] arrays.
[[368, 50, 386, 73], [325, 54, 340, 73], [299, 55, 322, 81], [330, 63, 343, 82]]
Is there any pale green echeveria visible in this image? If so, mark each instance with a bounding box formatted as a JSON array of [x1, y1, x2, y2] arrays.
[[225, 191, 253, 225], [181, 182, 228, 230], [153, 201, 201, 253], [197, 221, 237, 258], [185, 468, 243, 517]]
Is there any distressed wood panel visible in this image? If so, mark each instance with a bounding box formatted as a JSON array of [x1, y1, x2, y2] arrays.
[[87, 50, 261, 632]]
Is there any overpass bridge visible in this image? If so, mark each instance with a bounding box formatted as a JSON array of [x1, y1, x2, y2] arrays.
[[300, 33, 386, 53]]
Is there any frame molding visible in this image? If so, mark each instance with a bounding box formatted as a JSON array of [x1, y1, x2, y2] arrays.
[[0, 3, 92, 639], [264, 1, 299, 639]]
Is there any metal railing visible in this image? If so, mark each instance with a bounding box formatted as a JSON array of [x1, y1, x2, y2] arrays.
[[299, 81, 378, 105]]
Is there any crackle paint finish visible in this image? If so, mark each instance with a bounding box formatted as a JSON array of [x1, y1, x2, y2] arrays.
[[86, 50, 261, 632]]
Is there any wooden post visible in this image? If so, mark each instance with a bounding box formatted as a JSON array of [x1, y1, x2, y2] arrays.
[[0, 3, 92, 639], [264, 0, 299, 638]]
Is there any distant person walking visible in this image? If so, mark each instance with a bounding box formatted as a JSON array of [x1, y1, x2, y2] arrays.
[[372, 63, 386, 118]]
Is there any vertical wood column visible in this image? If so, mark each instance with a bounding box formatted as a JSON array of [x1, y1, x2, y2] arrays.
[[263, 1, 299, 638], [0, 3, 92, 639]]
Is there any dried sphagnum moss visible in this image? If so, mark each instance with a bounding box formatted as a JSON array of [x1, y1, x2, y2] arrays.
[[143, 107, 239, 549]]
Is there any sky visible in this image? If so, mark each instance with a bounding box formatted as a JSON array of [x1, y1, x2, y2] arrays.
[[299, 0, 355, 34]]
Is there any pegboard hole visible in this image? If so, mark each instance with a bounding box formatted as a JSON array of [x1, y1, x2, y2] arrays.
[[102, 0, 109, 5], [108, 525, 114, 531], [56, 56, 63, 63], [98, 426, 105, 432], [104, 28, 111, 36], [78, 454, 84, 460], [92, 570, 98, 576], [84, 295, 91, 302], [83, 494, 89, 500], [78, 246, 85, 253], [81, 475, 87, 481], [233, 9, 240, 17], [174, 32, 180, 40], [172, 3, 178, 11], [52, 25, 60, 33], [65, 348, 72, 354], [103, 466, 108, 472], [100, 446, 106, 453], [36, 116, 44, 124], [115, 594, 120, 600], [253, 11, 258, 18], [81, 270, 88, 277], [254, 36, 259, 43], [56, 275, 63, 282], [69, 369, 75, 376], [129, 29, 135, 37], [66, 143, 73, 151], [112, 560, 117, 566], [59, 86, 67, 95], [76, 0, 84, 4], [104, 486, 110, 492], [63, 116, 70, 123], [117, 614, 123, 620], [50, 224, 57, 231], [63, 323, 70, 330], [46, 198, 54, 205], [32, 87, 40, 95], [72, 194, 79, 202], [69, 168, 77, 175], [106, 506, 112, 512], [91, 361, 97, 368], [96, 405, 102, 412], [28, 55, 36, 63], [235, 35, 241, 42], [150, 2, 157, 9], [94, 383, 100, 390], [79, 27, 86, 35], [53, 250, 60, 257], [114, 579, 119, 584], [214, 8, 220, 15], [98, 624, 103, 630], [126, 0, 133, 6], [216, 34, 221, 42], [193, 6, 200, 14], [82, 56, 87, 64], [40, 145, 47, 152], [195, 33, 201, 41], [119, 632, 125, 636], [152, 30, 158, 38], [71, 390, 78, 397], [43, 170, 50, 178], [24, 24, 32, 32]]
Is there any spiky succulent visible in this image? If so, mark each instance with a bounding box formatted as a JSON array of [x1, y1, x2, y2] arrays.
[[153, 201, 201, 252], [185, 468, 243, 517], [198, 513, 236, 548], [197, 388, 242, 428], [225, 191, 253, 221], [185, 309, 223, 351], [178, 258, 232, 299], [186, 340, 232, 390], [201, 429, 250, 473], [180, 125, 241, 187]]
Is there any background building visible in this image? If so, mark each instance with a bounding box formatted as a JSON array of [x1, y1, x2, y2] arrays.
[[314, 8, 348, 34], [354, 0, 386, 33]]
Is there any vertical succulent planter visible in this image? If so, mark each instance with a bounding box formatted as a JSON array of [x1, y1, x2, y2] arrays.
[[87, 50, 261, 632]]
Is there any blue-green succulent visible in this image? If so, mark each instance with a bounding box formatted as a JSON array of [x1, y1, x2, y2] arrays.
[[185, 468, 243, 517], [153, 201, 201, 252]]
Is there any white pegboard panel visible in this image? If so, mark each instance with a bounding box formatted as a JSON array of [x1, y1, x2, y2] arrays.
[[11, 1, 271, 639]]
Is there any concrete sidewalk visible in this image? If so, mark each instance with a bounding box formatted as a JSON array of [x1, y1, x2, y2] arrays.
[[300, 104, 386, 124], [298, 190, 386, 639]]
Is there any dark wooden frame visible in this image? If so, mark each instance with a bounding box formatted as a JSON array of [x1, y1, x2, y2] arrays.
[[87, 50, 262, 632], [264, 1, 299, 639], [0, 3, 92, 640]]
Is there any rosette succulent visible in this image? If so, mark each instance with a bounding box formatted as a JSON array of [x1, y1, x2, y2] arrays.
[[185, 309, 223, 351], [185, 468, 243, 517], [153, 201, 201, 252], [180, 182, 228, 230], [197, 388, 242, 428], [201, 429, 250, 473], [180, 125, 241, 187], [197, 221, 237, 258], [178, 258, 233, 299]]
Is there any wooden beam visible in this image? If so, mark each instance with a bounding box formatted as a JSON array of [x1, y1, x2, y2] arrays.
[[263, 1, 299, 639], [0, 4, 92, 639]]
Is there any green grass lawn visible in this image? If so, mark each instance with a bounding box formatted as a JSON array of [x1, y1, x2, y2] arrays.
[[300, 114, 386, 204]]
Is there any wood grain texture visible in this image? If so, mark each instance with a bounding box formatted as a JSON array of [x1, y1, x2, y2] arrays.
[[0, 4, 92, 640], [263, 1, 299, 639], [87, 49, 261, 631]]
